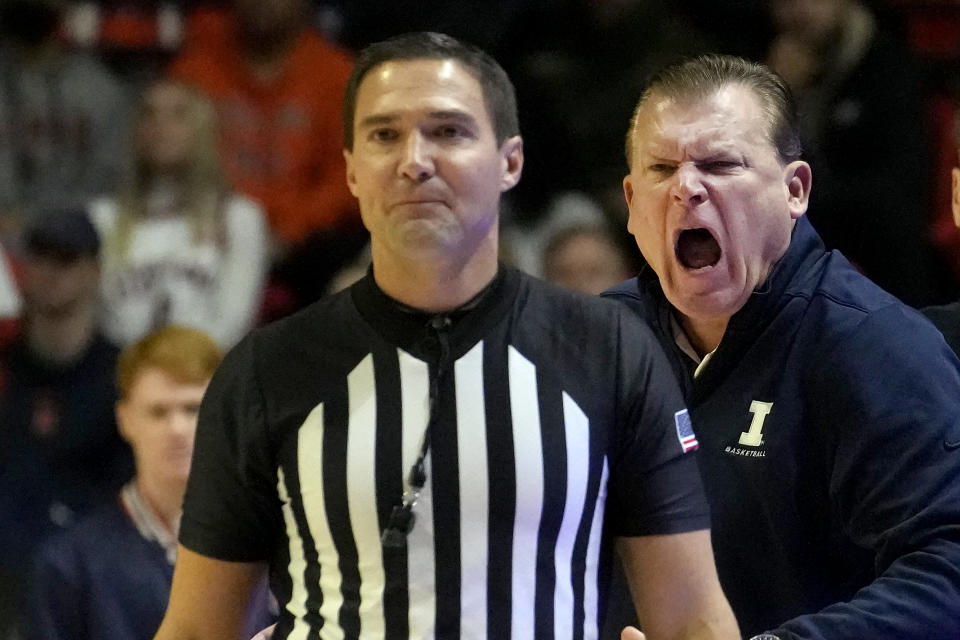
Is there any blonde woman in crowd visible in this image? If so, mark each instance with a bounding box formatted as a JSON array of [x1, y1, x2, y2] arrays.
[[89, 80, 268, 349]]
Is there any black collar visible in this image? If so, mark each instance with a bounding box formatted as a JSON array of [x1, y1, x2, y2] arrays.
[[351, 265, 521, 362]]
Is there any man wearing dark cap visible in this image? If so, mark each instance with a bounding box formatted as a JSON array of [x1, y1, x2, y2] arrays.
[[21, 206, 102, 261], [0, 208, 133, 638]]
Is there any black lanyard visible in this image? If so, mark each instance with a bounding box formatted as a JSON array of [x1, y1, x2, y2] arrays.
[[381, 314, 452, 548]]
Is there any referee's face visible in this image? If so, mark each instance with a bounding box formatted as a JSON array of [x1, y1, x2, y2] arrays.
[[345, 58, 523, 264]]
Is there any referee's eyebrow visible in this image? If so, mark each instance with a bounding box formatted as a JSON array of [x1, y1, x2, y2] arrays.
[[358, 113, 396, 129], [357, 109, 479, 129], [425, 110, 479, 126]]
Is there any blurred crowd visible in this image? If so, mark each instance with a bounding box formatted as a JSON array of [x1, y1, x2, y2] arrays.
[[0, 0, 958, 638]]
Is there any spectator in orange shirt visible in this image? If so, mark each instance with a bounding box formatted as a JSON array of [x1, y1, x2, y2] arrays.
[[169, 0, 365, 309]]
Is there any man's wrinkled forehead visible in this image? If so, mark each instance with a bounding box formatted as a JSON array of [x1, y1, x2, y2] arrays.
[[631, 86, 776, 160]]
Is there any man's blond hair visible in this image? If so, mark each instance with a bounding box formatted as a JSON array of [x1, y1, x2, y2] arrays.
[[117, 326, 222, 399]]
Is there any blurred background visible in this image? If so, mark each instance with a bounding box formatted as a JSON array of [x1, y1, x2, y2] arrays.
[[0, 0, 957, 315], [0, 0, 958, 637]]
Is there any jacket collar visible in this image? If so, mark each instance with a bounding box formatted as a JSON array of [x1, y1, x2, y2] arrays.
[[624, 216, 827, 395], [724, 215, 826, 337]]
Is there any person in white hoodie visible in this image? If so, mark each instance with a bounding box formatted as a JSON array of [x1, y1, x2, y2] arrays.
[[0, 242, 21, 343], [89, 79, 268, 349]]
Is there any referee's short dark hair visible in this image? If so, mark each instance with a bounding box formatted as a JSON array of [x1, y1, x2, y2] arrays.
[[342, 31, 519, 151]]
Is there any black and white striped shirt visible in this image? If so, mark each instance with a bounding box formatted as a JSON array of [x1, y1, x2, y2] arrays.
[[181, 268, 708, 640]]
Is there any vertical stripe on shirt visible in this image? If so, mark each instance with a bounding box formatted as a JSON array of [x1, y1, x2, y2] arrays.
[[455, 342, 489, 640], [483, 339, 516, 639], [555, 393, 590, 640], [373, 350, 408, 640], [399, 350, 435, 639], [278, 464, 315, 640], [293, 401, 332, 639], [298, 404, 343, 640], [570, 404, 605, 640], [534, 367, 567, 640], [508, 345, 545, 640], [582, 460, 610, 640], [321, 378, 360, 639], [345, 354, 386, 638], [432, 361, 462, 638]]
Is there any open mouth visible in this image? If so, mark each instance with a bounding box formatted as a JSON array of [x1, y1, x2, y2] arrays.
[[396, 200, 443, 207], [675, 228, 721, 270]]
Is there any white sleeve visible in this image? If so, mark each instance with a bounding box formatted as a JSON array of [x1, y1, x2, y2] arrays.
[[86, 196, 117, 238], [210, 195, 269, 348], [0, 246, 20, 318]]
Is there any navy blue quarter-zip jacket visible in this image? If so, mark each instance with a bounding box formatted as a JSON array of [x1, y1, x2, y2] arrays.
[[604, 215, 960, 640]]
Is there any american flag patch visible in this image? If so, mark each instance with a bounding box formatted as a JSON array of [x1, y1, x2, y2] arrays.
[[674, 409, 699, 452]]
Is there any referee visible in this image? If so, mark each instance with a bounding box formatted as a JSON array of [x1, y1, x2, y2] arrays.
[[153, 32, 738, 640]]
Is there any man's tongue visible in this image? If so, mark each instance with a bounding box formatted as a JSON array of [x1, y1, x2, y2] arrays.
[[676, 228, 721, 269]]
